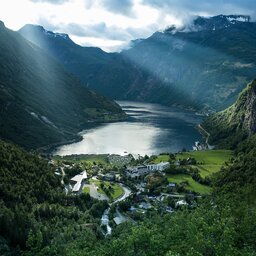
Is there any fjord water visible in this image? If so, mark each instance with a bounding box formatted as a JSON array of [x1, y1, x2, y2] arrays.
[[55, 101, 203, 156]]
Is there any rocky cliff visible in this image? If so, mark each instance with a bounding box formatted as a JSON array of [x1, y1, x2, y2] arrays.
[[202, 79, 256, 148]]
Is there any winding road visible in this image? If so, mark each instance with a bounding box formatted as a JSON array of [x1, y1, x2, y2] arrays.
[[198, 124, 211, 146], [101, 183, 132, 236]]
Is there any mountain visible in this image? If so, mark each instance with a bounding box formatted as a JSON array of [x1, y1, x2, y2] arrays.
[[122, 15, 256, 110], [0, 21, 125, 149], [18, 24, 142, 98], [175, 15, 251, 32], [18, 24, 202, 110], [19, 15, 256, 111], [202, 79, 256, 148]]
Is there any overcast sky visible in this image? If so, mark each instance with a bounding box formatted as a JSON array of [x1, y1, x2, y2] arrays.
[[0, 0, 255, 52]]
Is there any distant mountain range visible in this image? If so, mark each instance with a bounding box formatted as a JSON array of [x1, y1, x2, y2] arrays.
[[19, 15, 256, 111], [0, 21, 125, 149]]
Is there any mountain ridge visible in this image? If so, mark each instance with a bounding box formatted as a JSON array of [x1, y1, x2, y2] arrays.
[[0, 21, 125, 149], [18, 15, 256, 111]]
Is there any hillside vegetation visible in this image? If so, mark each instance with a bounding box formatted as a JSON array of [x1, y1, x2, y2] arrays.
[[1, 132, 256, 255], [0, 140, 108, 255], [0, 21, 125, 149], [202, 79, 256, 148], [19, 15, 256, 111]]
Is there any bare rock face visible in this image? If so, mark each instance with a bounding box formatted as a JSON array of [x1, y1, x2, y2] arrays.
[[202, 79, 256, 148], [240, 80, 256, 134]]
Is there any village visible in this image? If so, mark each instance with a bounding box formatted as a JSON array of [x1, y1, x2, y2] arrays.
[[52, 146, 232, 233]]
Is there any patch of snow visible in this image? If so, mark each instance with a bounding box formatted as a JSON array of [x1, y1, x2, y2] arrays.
[[55, 33, 69, 39], [227, 16, 248, 23]]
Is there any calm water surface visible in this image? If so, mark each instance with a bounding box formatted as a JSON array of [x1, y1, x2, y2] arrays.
[[55, 101, 203, 156]]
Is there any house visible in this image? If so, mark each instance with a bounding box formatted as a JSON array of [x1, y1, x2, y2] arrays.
[[70, 170, 88, 193], [175, 200, 188, 207], [126, 165, 148, 179], [166, 206, 173, 213], [139, 202, 152, 210], [146, 162, 170, 171], [113, 216, 126, 225], [126, 162, 170, 179], [103, 173, 116, 181]]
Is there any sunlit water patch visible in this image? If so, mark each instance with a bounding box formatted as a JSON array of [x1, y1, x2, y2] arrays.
[[55, 101, 203, 156]]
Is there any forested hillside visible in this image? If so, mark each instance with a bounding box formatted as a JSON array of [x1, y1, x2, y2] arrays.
[[0, 140, 108, 255], [202, 79, 256, 148], [1, 130, 256, 255], [0, 21, 125, 149]]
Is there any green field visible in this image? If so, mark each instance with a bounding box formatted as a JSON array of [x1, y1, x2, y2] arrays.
[[54, 154, 109, 165], [176, 150, 233, 165], [83, 186, 90, 194], [176, 150, 233, 177], [157, 150, 233, 194], [89, 179, 124, 200], [167, 174, 212, 195], [152, 154, 170, 163]]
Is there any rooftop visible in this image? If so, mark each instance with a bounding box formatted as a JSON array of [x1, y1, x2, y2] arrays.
[[71, 170, 87, 183]]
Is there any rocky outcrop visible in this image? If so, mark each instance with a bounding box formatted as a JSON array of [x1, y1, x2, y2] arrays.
[[202, 79, 256, 148]]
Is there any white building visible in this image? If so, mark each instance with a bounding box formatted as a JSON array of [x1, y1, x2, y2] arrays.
[[71, 170, 88, 193], [146, 162, 170, 171], [126, 162, 170, 179], [175, 200, 188, 207]]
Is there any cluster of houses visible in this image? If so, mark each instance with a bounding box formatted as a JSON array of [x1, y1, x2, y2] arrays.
[[97, 172, 116, 181], [126, 162, 170, 179], [70, 170, 88, 193]]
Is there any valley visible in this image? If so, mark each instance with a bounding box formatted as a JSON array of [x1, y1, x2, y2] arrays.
[[19, 15, 256, 111], [53, 147, 233, 236], [0, 5, 256, 255]]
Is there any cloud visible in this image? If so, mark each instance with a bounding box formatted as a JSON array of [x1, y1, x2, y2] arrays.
[[60, 22, 133, 41], [142, 0, 256, 21], [8, 0, 256, 52], [29, 0, 70, 5], [100, 0, 135, 16], [84, 0, 94, 9]]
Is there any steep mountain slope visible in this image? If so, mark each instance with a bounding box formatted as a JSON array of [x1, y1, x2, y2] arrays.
[[123, 15, 256, 110], [202, 79, 256, 148], [0, 140, 108, 253], [0, 21, 125, 149], [19, 15, 256, 111], [18, 24, 201, 110], [18, 24, 143, 98]]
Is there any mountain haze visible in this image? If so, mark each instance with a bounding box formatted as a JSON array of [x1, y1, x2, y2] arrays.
[[19, 15, 256, 111], [18, 24, 200, 110], [0, 21, 125, 149]]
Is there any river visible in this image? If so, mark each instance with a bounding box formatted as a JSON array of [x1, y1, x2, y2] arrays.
[[55, 101, 203, 156]]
